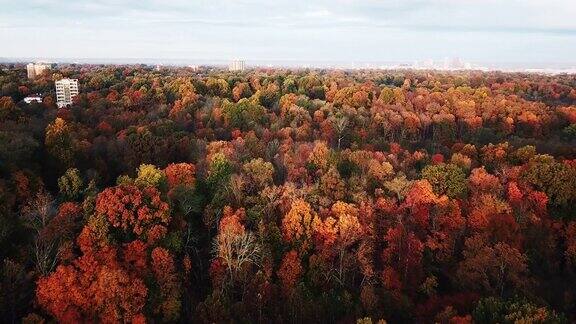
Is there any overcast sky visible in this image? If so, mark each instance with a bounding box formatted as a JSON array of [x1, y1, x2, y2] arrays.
[[1, 0, 575, 64]]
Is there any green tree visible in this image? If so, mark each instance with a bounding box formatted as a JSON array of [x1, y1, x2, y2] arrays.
[[58, 168, 84, 201], [473, 297, 567, 324], [135, 164, 166, 189], [421, 163, 467, 198], [522, 155, 576, 207], [207, 153, 233, 189], [0, 96, 18, 121], [242, 158, 274, 192], [562, 124, 576, 141], [45, 118, 74, 169], [207, 78, 230, 97], [221, 98, 266, 131]]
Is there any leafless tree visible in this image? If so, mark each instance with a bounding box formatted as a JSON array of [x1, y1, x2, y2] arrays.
[[20, 190, 59, 275], [20, 190, 55, 233], [33, 237, 60, 276], [213, 230, 261, 286], [333, 116, 349, 150]]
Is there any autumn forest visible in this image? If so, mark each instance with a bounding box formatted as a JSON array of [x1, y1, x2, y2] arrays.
[[1, 64, 576, 323]]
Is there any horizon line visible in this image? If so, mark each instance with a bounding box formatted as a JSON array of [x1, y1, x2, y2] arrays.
[[4, 57, 576, 75]]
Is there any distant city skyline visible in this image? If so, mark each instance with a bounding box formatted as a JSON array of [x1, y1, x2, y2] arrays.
[[5, 58, 576, 75], [2, 0, 576, 66]]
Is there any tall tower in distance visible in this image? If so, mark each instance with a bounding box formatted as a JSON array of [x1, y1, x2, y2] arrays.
[[229, 60, 246, 71], [26, 62, 51, 79], [55, 78, 79, 108]]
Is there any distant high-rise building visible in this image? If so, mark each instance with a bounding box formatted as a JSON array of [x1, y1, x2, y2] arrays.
[[55, 78, 79, 108], [449, 57, 465, 70], [229, 60, 246, 71], [26, 63, 50, 79]]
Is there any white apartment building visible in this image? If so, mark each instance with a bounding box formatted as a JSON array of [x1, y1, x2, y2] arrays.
[[55, 78, 79, 108], [229, 60, 246, 71], [26, 63, 50, 79]]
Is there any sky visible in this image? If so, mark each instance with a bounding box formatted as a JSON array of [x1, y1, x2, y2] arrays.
[[1, 0, 576, 65]]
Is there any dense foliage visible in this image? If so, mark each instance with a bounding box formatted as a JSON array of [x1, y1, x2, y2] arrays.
[[1, 63, 576, 323]]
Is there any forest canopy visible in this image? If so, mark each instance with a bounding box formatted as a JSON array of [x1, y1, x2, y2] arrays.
[[0, 63, 575, 323]]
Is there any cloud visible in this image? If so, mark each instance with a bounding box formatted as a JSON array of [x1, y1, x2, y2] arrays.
[[4, 0, 575, 32], [1, 0, 575, 62]]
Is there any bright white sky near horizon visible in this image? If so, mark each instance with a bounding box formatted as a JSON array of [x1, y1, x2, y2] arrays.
[[1, 0, 575, 65]]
